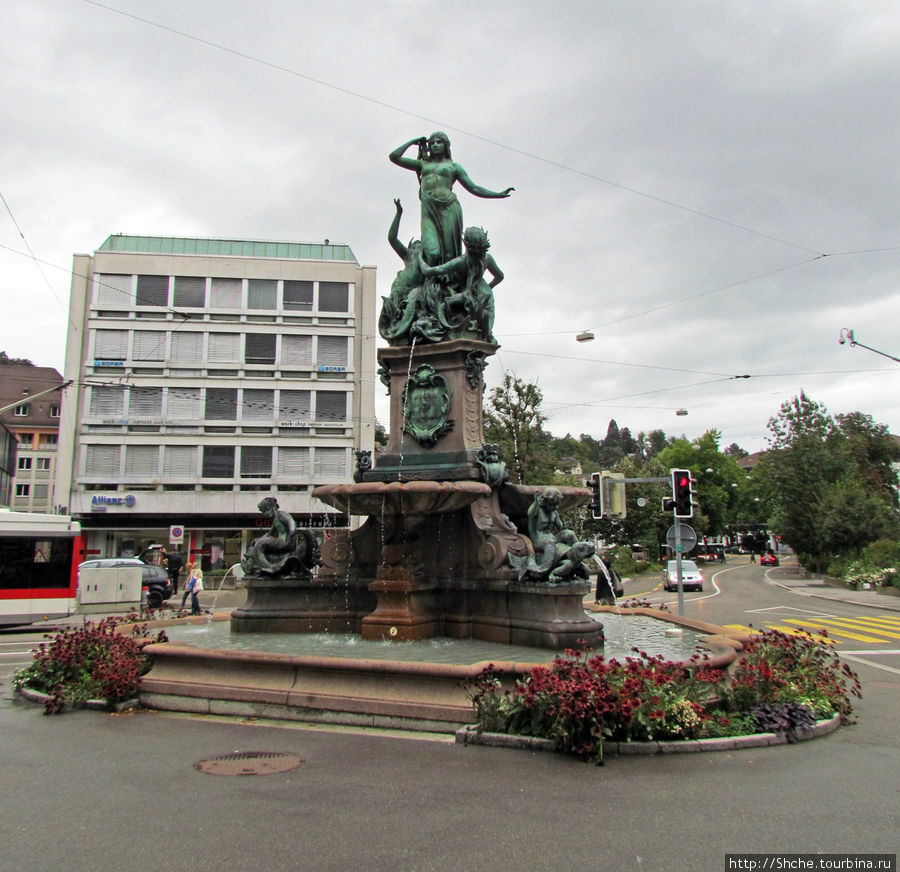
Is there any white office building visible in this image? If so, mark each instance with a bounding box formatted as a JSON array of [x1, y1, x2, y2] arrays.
[[56, 234, 376, 569]]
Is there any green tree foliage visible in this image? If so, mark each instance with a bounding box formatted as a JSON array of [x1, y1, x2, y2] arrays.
[[483, 373, 555, 484], [757, 393, 900, 570]]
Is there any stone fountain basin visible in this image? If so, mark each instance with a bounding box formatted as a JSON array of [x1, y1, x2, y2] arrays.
[[313, 480, 492, 517]]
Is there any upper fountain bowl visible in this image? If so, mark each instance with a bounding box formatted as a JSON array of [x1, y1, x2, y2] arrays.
[[313, 480, 492, 517]]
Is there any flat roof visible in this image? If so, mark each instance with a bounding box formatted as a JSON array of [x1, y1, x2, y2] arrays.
[[98, 234, 358, 264]]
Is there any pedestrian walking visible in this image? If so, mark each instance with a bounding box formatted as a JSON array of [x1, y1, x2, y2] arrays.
[[165, 548, 183, 595]]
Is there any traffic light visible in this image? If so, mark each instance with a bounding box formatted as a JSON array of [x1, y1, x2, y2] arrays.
[[588, 472, 601, 519], [671, 468, 694, 518]]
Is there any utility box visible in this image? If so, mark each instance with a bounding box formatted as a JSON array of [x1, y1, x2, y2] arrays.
[[77, 566, 142, 611]]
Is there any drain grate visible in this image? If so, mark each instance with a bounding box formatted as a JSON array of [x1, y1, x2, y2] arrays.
[[194, 751, 304, 776]]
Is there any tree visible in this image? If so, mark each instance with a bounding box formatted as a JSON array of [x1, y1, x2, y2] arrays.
[[483, 373, 555, 484]]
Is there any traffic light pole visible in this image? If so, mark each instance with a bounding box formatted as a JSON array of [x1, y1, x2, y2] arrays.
[[673, 515, 685, 616]]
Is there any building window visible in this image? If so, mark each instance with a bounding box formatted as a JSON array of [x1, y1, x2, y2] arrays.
[[89, 387, 125, 417], [166, 387, 201, 420], [242, 389, 274, 420], [94, 329, 128, 360], [136, 275, 169, 307], [170, 332, 203, 364], [315, 391, 347, 423], [41, 434, 57, 448], [17, 433, 33, 447], [84, 445, 121, 477], [173, 276, 206, 308], [17, 456, 32, 470], [317, 336, 349, 368], [95, 274, 132, 307], [205, 388, 238, 420], [210, 277, 242, 308], [281, 335, 313, 367], [37, 457, 51, 470], [276, 447, 310, 477], [129, 387, 163, 417], [13, 404, 30, 416], [247, 279, 277, 310], [125, 445, 159, 478], [15, 484, 30, 497], [278, 389, 311, 422], [318, 282, 349, 312], [245, 333, 276, 365], [50, 405, 61, 418], [202, 446, 235, 478], [314, 447, 346, 477], [32, 483, 49, 501], [208, 333, 240, 363], [132, 331, 167, 362], [283, 280, 313, 311], [240, 446, 272, 477], [163, 445, 197, 477]]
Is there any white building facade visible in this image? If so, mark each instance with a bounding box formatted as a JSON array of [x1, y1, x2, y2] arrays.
[[57, 235, 376, 569]]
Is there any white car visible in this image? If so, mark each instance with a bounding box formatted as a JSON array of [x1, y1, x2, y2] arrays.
[[662, 559, 704, 592]]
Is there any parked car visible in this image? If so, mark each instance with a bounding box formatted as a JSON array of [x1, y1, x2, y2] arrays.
[[760, 552, 779, 567], [662, 559, 704, 592], [78, 558, 173, 608]]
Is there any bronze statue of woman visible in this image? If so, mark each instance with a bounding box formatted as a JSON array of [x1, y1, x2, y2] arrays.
[[389, 132, 513, 266]]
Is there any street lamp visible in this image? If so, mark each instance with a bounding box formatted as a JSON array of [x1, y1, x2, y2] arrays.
[[838, 328, 900, 363]]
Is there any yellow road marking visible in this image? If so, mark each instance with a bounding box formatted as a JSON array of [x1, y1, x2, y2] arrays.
[[722, 624, 762, 635], [780, 619, 886, 643], [762, 623, 839, 644], [801, 618, 900, 641]]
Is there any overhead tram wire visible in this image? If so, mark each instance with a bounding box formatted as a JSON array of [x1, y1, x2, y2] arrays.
[[83, 0, 824, 258]]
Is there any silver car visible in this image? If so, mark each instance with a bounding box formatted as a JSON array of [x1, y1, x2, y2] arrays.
[[662, 559, 704, 592]]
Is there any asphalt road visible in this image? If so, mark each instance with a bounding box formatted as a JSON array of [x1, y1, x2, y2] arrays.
[[1, 562, 897, 872]]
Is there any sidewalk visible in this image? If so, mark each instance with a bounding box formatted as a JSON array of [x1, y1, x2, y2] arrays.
[[767, 565, 900, 613]]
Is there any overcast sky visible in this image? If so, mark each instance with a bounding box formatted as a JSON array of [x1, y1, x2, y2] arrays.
[[3, 0, 898, 453]]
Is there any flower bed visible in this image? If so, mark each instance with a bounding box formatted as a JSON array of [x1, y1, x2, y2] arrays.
[[14, 617, 168, 714], [463, 629, 861, 763]]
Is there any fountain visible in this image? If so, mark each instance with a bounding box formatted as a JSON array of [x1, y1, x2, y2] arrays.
[[139, 133, 739, 730], [232, 132, 599, 650]]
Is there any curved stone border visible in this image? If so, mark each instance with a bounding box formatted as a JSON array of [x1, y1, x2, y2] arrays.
[[16, 685, 139, 712], [455, 713, 841, 755]]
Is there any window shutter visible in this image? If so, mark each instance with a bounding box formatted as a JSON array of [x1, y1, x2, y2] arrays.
[[170, 332, 203, 364], [240, 446, 272, 477], [242, 389, 274, 420], [205, 388, 237, 420], [276, 447, 310, 477], [125, 445, 158, 478], [281, 335, 312, 366], [132, 331, 166, 362], [245, 333, 276, 364], [173, 276, 206, 308], [318, 282, 349, 312], [314, 447, 346, 477], [95, 274, 132, 306], [202, 446, 235, 477], [166, 388, 201, 420], [89, 387, 125, 417], [316, 336, 348, 367], [247, 279, 277, 310], [85, 444, 121, 476], [94, 330, 128, 359], [136, 275, 169, 307], [283, 280, 313, 310], [278, 390, 311, 421], [208, 333, 240, 363], [315, 391, 347, 423], [163, 445, 197, 477], [210, 278, 242, 308], [129, 387, 163, 416]]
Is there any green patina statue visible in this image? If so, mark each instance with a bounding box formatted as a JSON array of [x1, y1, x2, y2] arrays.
[[508, 488, 596, 583], [389, 132, 513, 267], [380, 134, 513, 347], [242, 497, 319, 578]]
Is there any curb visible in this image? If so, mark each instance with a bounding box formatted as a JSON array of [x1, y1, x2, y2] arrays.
[[16, 685, 140, 712], [768, 577, 900, 613], [455, 713, 841, 756]]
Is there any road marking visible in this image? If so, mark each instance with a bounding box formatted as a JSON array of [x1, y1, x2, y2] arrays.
[[760, 624, 839, 645], [779, 619, 886, 643], [746, 606, 837, 616], [721, 624, 763, 635], [841, 649, 900, 656], [810, 618, 900, 640], [839, 654, 900, 676]]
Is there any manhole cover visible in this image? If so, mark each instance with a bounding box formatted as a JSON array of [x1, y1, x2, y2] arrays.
[[194, 751, 304, 776]]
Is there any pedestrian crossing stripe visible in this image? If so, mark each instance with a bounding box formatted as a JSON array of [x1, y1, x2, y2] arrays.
[[852, 616, 900, 627], [722, 624, 763, 636], [780, 619, 886, 643], [760, 624, 839, 645], [790, 617, 900, 641]]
